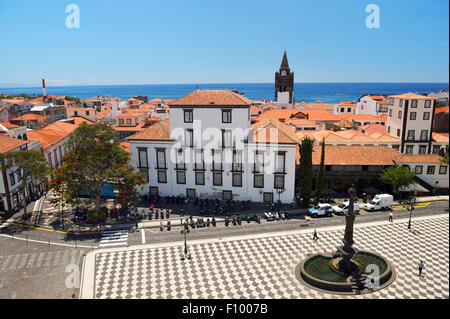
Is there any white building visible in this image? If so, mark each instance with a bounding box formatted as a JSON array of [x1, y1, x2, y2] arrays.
[[356, 95, 389, 115], [128, 89, 297, 203], [386, 93, 436, 155]]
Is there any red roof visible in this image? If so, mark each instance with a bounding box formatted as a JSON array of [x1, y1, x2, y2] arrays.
[[12, 114, 47, 121], [170, 89, 252, 106], [0, 135, 27, 153]]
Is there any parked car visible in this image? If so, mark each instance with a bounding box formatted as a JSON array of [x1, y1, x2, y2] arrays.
[[363, 194, 394, 212], [307, 204, 333, 218], [332, 201, 360, 215]]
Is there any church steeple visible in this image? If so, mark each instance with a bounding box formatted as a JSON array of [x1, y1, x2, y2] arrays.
[[280, 51, 290, 70], [275, 51, 294, 104]]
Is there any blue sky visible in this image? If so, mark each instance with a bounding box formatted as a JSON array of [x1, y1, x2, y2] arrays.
[[0, 0, 448, 86]]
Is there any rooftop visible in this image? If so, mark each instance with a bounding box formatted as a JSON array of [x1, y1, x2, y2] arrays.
[[395, 154, 444, 164], [388, 93, 436, 100], [169, 89, 252, 107], [12, 114, 47, 121], [0, 135, 27, 153], [127, 119, 171, 141]]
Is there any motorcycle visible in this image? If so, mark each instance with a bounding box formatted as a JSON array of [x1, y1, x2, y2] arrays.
[[237, 215, 242, 225], [211, 217, 216, 227], [254, 215, 261, 224], [246, 215, 251, 223], [285, 211, 290, 220], [166, 210, 170, 219], [167, 220, 171, 231], [159, 222, 164, 232], [280, 211, 286, 220], [206, 218, 210, 227], [264, 212, 274, 222], [232, 216, 237, 226], [225, 216, 230, 227], [274, 212, 280, 221]]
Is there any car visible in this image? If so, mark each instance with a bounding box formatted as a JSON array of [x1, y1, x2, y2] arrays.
[[307, 204, 333, 218], [332, 201, 360, 215]]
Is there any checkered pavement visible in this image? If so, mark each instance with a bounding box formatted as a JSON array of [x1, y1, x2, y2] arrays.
[[87, 216, 449, 299]]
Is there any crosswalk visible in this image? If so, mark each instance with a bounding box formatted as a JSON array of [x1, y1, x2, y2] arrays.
[[98, 230, 128, 248], [0, 249, 85, 270]]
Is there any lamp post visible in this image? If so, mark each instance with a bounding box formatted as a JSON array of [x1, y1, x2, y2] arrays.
[[276, 188, 285, 211], [180, 218, 191, 260], [407, 190, 416, 230]]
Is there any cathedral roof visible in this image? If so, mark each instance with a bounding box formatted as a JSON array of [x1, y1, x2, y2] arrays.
[[280, 51, 290, 70]]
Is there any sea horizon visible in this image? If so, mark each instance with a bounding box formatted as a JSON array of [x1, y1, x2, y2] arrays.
[[1, 82, 448, 103]]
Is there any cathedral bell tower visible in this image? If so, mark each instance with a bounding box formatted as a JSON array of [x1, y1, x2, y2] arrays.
[[275, 51, 294, 104]]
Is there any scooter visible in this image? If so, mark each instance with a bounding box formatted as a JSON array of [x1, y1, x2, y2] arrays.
[[166, 210, 170, 219], [246, 215, 251, 223], [211, 217, 216, 227], [254, 215, 261, 224], [167, 220, 171, 231], [232, 216, 237, 226], [264, 212, 274, 222], [206, 218, 210, 227], [274, 211, 280, 221], [285, 211, 290, 220], [159, 222, 164, 231], [280, 211, 286, 220], [237, 215, 242, 225], [224, 216, 229, 227]]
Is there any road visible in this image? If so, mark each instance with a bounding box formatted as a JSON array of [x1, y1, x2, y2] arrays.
[[0, 201, 447, 299]]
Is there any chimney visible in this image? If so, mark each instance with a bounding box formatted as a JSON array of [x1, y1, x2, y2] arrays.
[[42, 79, 47, 100]]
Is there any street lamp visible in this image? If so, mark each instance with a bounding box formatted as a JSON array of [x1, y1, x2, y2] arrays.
[[180, 218, 191, 261], [276, 188, 285, 210]]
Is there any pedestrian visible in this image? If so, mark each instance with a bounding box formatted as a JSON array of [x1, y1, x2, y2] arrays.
[[313, 229, 319, 241], [418, 261, 425, 277], [388, 212, 393, 222]]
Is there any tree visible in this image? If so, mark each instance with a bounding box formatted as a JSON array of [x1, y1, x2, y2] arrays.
[[299, 137, 313, 207], [314, 138, 325, 204], [49, 123, 145, 213], [1, 150, 50, 218], [441, 145, 449, 164], [380, 165, 416, 201]]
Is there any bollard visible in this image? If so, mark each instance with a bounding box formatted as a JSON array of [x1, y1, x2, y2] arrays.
[[26, 235, 28, 244], [48, 239, 50, 247]]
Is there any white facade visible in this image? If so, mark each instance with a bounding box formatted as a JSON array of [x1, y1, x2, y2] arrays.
[[129, 90, 297, 203], [399, 161, 449, 190], [356, 96, 389, 115]]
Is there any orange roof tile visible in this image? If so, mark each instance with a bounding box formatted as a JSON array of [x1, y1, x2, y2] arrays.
[[359, 123, 388, 135], [127, 120, 171, 141], [119, 141, 130, 153], [12, 114, 47, 121], [68, 116, 95, 126], [169, 89, 251, 107], [435, 105, 449, 114], [389, 93, 435, 100], [114, 124, 146, 132], [309, 145, 402, 166], [251, 117, 298, 145], [337, 114, 384, 121], [432, 132, 449, 143], [116, 112, 143, 118], [396, 154, 444, 164], [0, 122, 19, 129], [0, 135, 27, 153]]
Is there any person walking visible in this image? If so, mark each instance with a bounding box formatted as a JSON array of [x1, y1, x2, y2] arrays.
[[313, 229, 319, 241], [418, 261, 425, 277], [388, 212, 393, 222]]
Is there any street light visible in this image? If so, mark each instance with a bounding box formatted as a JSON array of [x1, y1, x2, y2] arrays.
[[276, 188, 285, 211], [180, 218, 191, 261], [407, 185, 417, 230]]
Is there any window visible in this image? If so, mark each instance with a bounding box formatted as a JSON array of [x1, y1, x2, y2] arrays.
[[9, 172, 15, 186], [232, 173, 242, 187], [420, 130, 428, 141], [222, 129, 232, 148], [232, 151, 242, 172], [222, 109, 232, 123], [176, 149, 185, 169], [222, 190, 232, 200], [140, 169, 149, 182], [418, 145, 427, 154], [185, 129, 193, 147], [184, 109, 193, 123], [274, 175, 285, 189], [425, 100, 431, 108], [263, 192, 273, 203], [213, 172, 223, 186], [398, 111, 402, 119], [156, 149, 166, 169], [347, 108, 351, 113], [176, 170, 186, 184], [126, 119, 132, 125], [74, 111, 78, 116], [389, 109, 392, 117], [399, 99, 403, 107], [410, 112, 416, 120], [415, 166, 423, 174], [389, 98, 394, 105], [254, 152, 264, 173], [411, 100, 418, 108], [423, 112, 430, 120], [387, 126, 391, 133], [340, 107, 344, 113], [407, 130, 415, 140], [275, 152, 285, 174], [186, 188, 196, 198], [157, 170, 167, 183], [426, 166, 435, 174], [254, 174, 264, 188], [194, 150, 204, 170], [393, 145, 400, 151], [432, 145, 441, 155], [119, 119, 124, 125], [212, 150, 222, 171], [396, 129, 401, 137], [138, 148, 148, 168], [86, 111, 90, 116], [195, 171, 205, 185], [439, 166, 447, 174], [405, 145, 414, 154]]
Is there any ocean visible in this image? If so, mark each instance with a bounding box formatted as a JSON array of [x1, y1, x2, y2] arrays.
[[0, 82, 448, 103]]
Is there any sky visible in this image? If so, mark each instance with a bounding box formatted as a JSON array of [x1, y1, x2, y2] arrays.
[[0, 0, 448, 87]]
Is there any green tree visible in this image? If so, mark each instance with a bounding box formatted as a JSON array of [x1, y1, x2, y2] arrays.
[[49, 123, 145, 213], [441, 145, 449, 164], [299, 137, 313, 207], [314, 138, 325, 205], [380, 165, 416, 201], [1, 150, 50, 218]]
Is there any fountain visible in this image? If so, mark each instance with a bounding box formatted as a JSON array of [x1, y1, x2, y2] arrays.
[[295, 185, 396, 294]]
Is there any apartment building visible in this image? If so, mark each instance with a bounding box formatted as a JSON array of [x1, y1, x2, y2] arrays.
[[128, 89, 297, 203]]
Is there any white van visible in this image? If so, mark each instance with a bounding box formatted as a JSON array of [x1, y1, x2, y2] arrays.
[[363, 194, 394, 212], [332, 201, 360, 215]]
